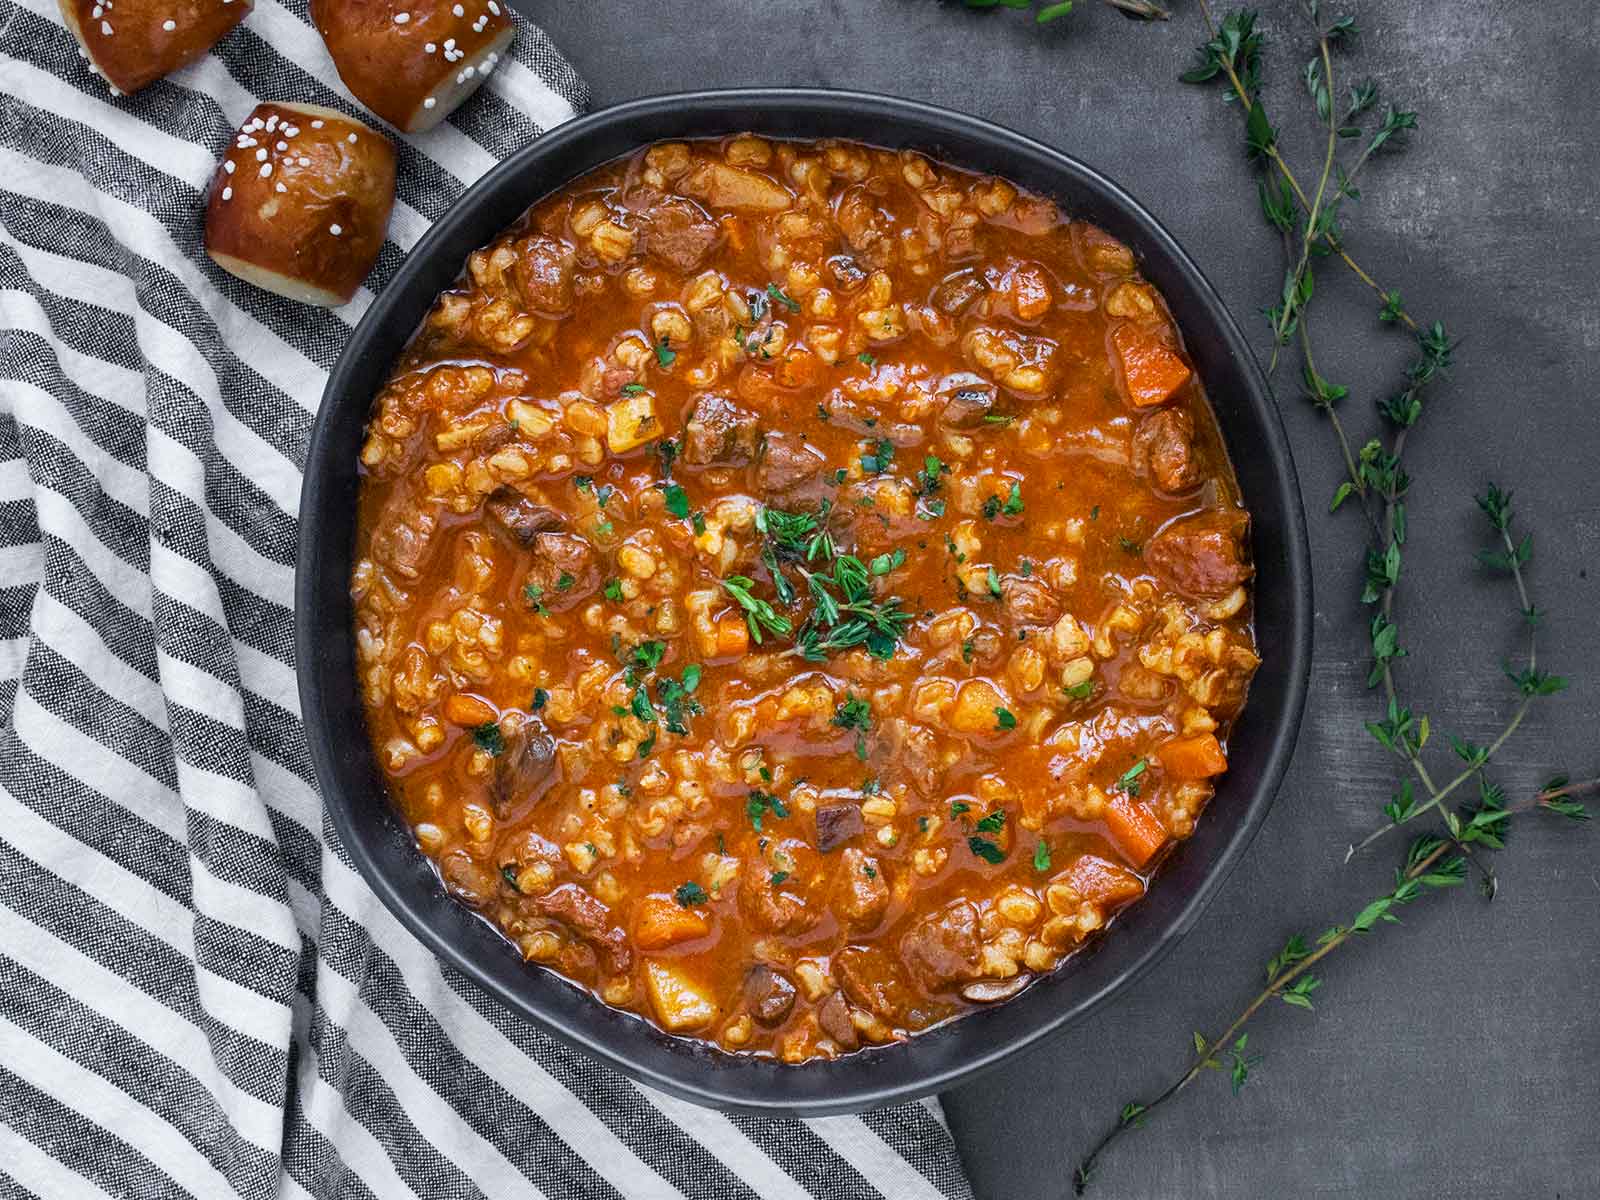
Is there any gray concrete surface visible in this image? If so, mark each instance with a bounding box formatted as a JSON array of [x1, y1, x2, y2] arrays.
[[523, 2, 1600, 1195]]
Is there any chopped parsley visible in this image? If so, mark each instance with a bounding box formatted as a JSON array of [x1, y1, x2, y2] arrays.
[[860, 438, 895, 475], [1116, 758, 1149, 797], [1001, 481, 1025, 516], [967, 836, 1005, 865], [832, 695, 873, 760], [472, 722, 504, 756], [555, 572, 575, 591], [637, 729, 657, 759], [1064, 680, 1095, 701], [1118, 536, 1144, 556], [962, 638, 976, 663], [691, 511, 707, 535], [974, 809, 1006, 834], [604, 578, 624, 602], [1033, 839, 1052, 872], [983, 413, 1014, 426], [869, 548, 906, 576], [674, 881, 708, 906], [919, 498, 947, 520], [746, 789, 789, 832], [663, 482, 690, 519], [917, 454, 948, 497], [767, 282, 801, 312], [857, 351, 876, 367], [501, 864, 521, 890], [769, 869, 791, 886], [657, 438, 678, 479], [986, 565, 1003, 598], [523, 583, 549, 616], [620, 382, 646, 396], [994, 707, 1017, 731], [654, 337, 676, 368], [531, 687, 549, 712], [950, 800, 972, 820], [633, 640, 667, 670]]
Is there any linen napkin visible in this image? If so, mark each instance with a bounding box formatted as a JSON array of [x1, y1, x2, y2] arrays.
[[0, 2, 977, 1195]]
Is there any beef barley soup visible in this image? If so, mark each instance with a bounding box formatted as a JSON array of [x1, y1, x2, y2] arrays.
[[351, 134, 1260, 1062]]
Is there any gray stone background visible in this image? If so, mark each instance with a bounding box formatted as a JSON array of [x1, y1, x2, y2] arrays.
[[527, 2, 1600, 1196]]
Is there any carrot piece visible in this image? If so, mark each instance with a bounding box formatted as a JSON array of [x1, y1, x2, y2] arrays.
[[1157, 732, 1229, 779], [1061, 853, 1145, 908], [715, 611, 749, 658], [634, 896, 710, 951], [1113, 322, 1192, 407], [1104, 791, 1170, 869]]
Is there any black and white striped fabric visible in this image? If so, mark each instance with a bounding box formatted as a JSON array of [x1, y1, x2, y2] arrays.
[[0, 2, 978, 1195]]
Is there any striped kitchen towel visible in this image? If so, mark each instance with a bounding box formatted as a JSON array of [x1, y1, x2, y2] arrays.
[[0, 2, 978, 1196]]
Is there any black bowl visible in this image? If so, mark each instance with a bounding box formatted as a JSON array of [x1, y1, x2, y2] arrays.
[[296, 87, 1312, 1116]]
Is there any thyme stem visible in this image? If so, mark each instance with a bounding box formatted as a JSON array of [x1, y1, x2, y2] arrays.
[[1074, 779, 1595, 1195]]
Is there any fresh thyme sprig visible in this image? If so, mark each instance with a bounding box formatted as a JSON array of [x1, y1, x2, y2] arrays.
[[1072, 777, 1595, 1193], [1064, 4, 1587, 1192]]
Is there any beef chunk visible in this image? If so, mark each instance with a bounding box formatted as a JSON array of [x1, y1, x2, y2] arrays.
[[826, 254, 868, 291], [438, 849, 495, 907], [371, 489, 439, 581], [830, 847, 888, 932], [815, 802, 865, 853], [834, 944, 917, 1024], [522, 532, 600, 610], [642, 196, 721, 272], [738, 849, 820, 935], [1146, 510, 1252, 600], [512, 234, 575, 317], [835, 185, 892, 268], [485, 486, 564, 547], [1133, 407, 1201, 494], [754, 431, 826, 497], [817, 990, 859, 1051], [492, 722, 558, 817], [682, 393, 761, 467], [881, 719, 939, 796], [744, 964, 797, 1026], [534, 883, 632, 974], [930, 269, 988, 316], [999, 575, 1062, 629], [938, 383, 995, 429], [898, 900, 981, 992]]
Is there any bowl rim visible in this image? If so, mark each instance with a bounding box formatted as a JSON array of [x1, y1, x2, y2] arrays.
[[297, 85, 1313, 1114]]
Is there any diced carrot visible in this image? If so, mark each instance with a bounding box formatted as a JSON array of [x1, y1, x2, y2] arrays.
[[1061, 853, 1145, 908], [634, 896, 710, 951], [1157, 732, 1229, 779], [441, 692, 496, 727], [715, 611, 750, 658], [1113, 322, 1192, 407], [1104, 791, 1170, 869]]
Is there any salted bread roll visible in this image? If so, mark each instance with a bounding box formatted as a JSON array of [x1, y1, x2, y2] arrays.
[[58, 0, 252, 95], [204, 102, 396, 307], [311, 0, 515, 134]]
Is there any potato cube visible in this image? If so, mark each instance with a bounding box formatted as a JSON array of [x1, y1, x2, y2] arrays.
[[606, 392, 661, 453], [643, 960, 718, 1032], [950, 678, 1012, 735]]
